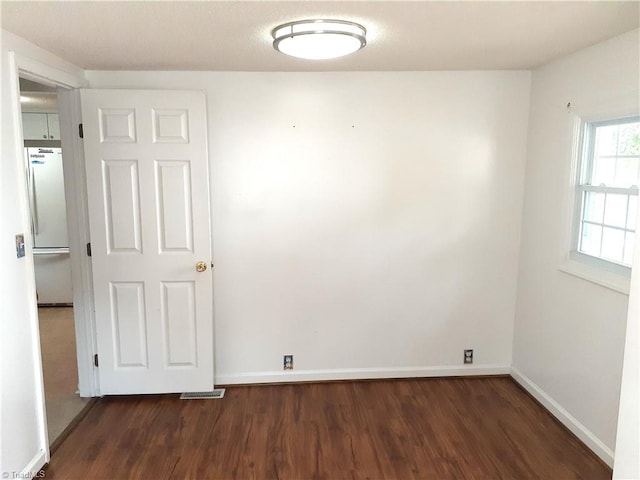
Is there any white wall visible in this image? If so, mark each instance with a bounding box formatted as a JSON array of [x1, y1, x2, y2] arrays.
[[512, 29, 640, 466], [614, 209, 640, 478], [0, 29, 84, 475], [86, 70, 531, 383]]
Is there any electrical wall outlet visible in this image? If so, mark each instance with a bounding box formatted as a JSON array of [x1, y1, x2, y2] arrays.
[[464, 349, 473, 364], [283, 354, 294, 370]]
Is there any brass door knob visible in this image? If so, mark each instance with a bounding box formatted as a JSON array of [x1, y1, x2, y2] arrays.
[[196, 261, 208, 272]]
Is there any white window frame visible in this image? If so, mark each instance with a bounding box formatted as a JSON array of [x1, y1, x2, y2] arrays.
[[561, 115, 639, 294]]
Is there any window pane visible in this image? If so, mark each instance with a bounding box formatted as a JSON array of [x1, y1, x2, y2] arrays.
[[584, 192, 605, 223], [601, 227, 624, 263], [580, 223, 602, 257], [604, 194, 628, 228], [628, 195, 638, 230], [577, 119, 639, 267], [623, 232, 635, 267], [617, 122, 640, 156], [594, 125, 619, 156], [592, 156, 615, 186], [614, 156, 640, 188]]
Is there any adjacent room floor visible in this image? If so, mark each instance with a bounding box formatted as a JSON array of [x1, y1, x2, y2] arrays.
[[38, 307, 90, 444], [44, 377, 610, 479]]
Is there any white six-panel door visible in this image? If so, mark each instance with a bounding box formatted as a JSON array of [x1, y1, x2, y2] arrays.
[[81, 89, 213, 394]]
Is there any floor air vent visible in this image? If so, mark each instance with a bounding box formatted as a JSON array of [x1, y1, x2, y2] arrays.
[[180, 389, 226, 400]]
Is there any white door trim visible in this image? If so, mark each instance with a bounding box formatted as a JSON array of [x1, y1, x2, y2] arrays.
[[9, 54, 97, 398], [9, 52, 99, 432], [5, 51, 98, 475], [6, 50, 49, 469], [58, 89, 100, 397], [13, 51, 85, 89]]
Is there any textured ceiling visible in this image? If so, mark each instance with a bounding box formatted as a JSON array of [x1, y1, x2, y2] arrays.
[[1, 1, 638, 71]]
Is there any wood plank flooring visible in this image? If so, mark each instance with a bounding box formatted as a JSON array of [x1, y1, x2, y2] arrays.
[[45, 377, 611, 479]]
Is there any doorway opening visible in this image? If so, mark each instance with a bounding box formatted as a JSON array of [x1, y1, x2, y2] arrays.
[[19, 77, 91, 447]]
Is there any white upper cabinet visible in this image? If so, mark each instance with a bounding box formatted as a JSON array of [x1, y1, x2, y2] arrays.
[[46, 114, 60, 140], [22, 113, 49, 140], [22, 113, 60, 140]]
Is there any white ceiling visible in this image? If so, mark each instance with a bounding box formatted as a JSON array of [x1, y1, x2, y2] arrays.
[[1, 1, 638, 71]]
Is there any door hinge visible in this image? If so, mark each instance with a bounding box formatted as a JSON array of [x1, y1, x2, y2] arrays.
[[86, 242, 92, 257], [94, 354, 99, 367], [78, 123, 84, 139]]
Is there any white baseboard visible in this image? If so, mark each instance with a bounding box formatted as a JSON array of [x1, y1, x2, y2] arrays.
[[21, 448, 47, 477], [510, 366, 614, 467], [215, 364, 510, 386]]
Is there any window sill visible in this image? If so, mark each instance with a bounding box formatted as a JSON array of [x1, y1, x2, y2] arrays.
[[559, 257, 630, 295]]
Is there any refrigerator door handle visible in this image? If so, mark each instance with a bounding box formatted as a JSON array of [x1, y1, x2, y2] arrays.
[[28, 165, 40, 236], [32, 247, 70, 256]]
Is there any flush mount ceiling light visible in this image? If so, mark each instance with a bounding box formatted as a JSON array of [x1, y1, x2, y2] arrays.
[[272, 19, 367, 60]]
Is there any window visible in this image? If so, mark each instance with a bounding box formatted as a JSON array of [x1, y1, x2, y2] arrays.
[[574, 117, 640, 270]]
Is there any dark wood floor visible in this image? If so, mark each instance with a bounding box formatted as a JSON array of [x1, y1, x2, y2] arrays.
[[45, 377, 610, 479]]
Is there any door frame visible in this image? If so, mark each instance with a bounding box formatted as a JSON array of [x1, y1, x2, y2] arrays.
[[8, 51, 100, 405], [57, 88, 99, 397]]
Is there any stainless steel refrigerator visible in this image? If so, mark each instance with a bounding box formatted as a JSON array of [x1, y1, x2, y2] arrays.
[[26, 147, 73, 305]]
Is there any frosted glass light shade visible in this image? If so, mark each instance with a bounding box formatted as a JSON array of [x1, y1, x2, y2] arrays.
[[272, 20, 367, 60]]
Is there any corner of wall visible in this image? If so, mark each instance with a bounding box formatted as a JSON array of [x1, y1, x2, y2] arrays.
[[509, 27, 639, 465]]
